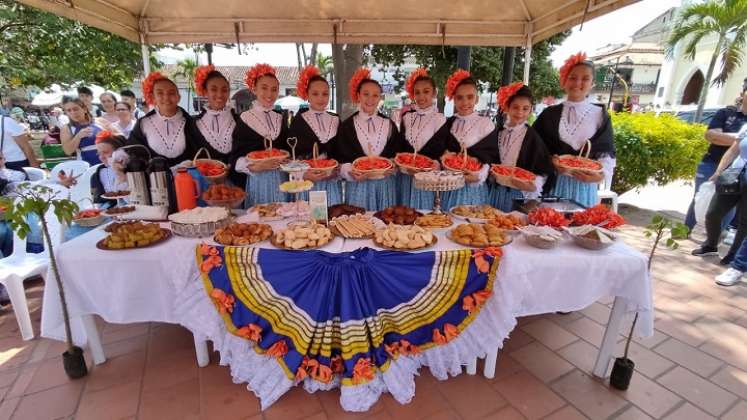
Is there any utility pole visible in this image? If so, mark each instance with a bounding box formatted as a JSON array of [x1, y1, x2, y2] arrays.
[[457, 47, 472, 71]]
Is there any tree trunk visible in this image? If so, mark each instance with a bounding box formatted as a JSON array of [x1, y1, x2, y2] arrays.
[[41, 217, 74, 352], [695, 35, 723, 123], [333, 44, 363, 120], [301, 43, 308, 66], [309, 43, 318, 66], [296, 43, 303, 71]]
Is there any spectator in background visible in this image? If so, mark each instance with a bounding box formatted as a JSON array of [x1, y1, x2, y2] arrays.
[[98, 92, 119, 125], [47, 107, 69, 129], [685, 84, 747, 235], [111, 101, 135, 137], [1, 113, 39, 169], [120, 89, 145, 119], [60, 96, 102, 165], [77, 86, 101, 117]]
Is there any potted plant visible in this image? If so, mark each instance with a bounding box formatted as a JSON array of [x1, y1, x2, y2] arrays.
[[0, 183, 87, 378], [610, 214, 687, 390]]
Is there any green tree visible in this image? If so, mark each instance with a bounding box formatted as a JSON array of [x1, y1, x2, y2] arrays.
[[174, 58, 198, 112], [367, 32, 569, 110], [0, 0, 159, 92], [666, 0, 747, 122]]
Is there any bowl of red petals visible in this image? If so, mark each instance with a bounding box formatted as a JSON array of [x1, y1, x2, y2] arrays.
[[302, 158, 339, 176], [491, 165, 537, 192], [246, 148, 290, 164], [395, 153, 437, 173], [571, 204, 625, 229], [352, 156, 394, 179], [441, 152, 482, 174], [73, 208, 106, 227], [527, 207, 571, 229]]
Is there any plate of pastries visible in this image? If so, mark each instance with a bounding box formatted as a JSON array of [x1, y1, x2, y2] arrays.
[[329, 214, 380, 239], [447, 223, 512, 248], [450, 205, 503, 223], [414, 213, 454, 229], [97, 221, 171, 250], [373, 224, 437, 251], [271, 222, 335, 250], [328, 204, 366, 219], [214, 223, 273, 246], [374, 206, 422, 225]]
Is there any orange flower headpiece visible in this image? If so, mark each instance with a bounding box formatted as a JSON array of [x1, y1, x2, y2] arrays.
[[245, 63, 277, 91], [94, 130, 113, 144], [296, 65, 322, 100], [559, 52, 588, 88], [142, 72, 169, 106], [445, 69, 472, 100], [405, 68, 431, 101], [194, 65, 216, 97], [497, 81, 525, 111], [348, 67, 372, 103]]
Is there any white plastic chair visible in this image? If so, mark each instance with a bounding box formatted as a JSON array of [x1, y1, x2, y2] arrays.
[[49, 160, 90, 184], [597, 177, 619, 212], [22, 167, 47, 182], [70, 163, 100, 207], [0, 200, 66, 340]]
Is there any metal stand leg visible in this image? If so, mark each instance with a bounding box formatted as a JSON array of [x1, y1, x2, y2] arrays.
[[593, 296, 626, 377], [81, 315, 106, 365]]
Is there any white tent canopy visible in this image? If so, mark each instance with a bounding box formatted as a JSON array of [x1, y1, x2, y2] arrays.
[[20, 0, 638, 46]]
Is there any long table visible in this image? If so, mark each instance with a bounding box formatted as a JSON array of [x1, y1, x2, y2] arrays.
[[41, 214, 652, 410]]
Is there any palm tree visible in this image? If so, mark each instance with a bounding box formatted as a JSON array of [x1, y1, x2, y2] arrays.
[[666, 0, 747, 122], [174, 58, 198, 113], [317, 53, 335, 109]]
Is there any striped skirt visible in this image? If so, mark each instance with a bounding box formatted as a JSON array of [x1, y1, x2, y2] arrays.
[[440, 183, 491, 211], [551, 174, 598, 208], [245, 170, 290, 208], [345, 176, 398, 211]]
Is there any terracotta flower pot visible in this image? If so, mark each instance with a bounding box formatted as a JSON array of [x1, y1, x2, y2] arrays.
[[610, 357, 634, 390], [63, 346, 88, 379]]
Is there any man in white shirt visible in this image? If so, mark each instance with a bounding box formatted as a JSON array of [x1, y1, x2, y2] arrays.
[[1, 115, 39, 170]]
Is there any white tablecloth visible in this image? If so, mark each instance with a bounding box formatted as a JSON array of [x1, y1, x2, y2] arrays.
[[41, 216, 652, 346]]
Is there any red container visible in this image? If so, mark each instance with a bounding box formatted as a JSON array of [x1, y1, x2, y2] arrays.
[[175, 168, 199, 211]]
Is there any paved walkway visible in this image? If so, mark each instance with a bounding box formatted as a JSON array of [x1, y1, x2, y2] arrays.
[[1, 199, 746, 419]]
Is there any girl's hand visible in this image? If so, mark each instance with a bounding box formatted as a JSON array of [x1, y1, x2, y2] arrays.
[[350, 169, 368, 181], [464, 171, 479, 183], [708, 172, 720, 183], [76, 127, 94, 139]]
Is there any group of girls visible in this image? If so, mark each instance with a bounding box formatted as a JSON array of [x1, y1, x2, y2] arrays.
[[110, 51, 613, 211]]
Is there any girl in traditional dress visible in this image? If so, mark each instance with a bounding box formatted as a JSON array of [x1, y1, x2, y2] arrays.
[[91, 130, 129, 205], [440, 70, 499, 209], [235, 64, 291, 207], [60, 96, 103, 165], [288, 65, 343, 205], [327, 68, 410, 211], [398, 68, 448, 209], [128, 72, 198, 167], [489, 82, 554, 211], [192, 65, 261, 187], [533, 52, 615, 208]]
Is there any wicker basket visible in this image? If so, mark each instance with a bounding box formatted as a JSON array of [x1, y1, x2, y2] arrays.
[[193, 148, 229, 184], [555, 140, 603, 180], [303, 143, 339, 177], [351, 157, 393, 180], [203, 193, 247, 209], [441, 150, 482, 177], [170, 217, 232, 238], [394, 152, 437, 174]]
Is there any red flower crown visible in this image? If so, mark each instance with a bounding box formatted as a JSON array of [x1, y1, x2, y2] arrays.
[[445, 69, 471, 100], [405, 68, 431, 101], [559, 52, 588, 88], [497, 81, 525, 111], [194, 65, 216, 97], [244, 63, 277, 91], [142, 72, 168, 106], [296, 65, 322, 100], [348, 67, 372, 103], [95, 130, 113, 144]]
